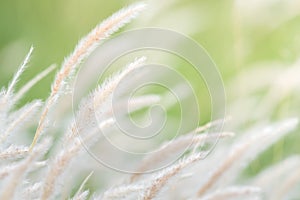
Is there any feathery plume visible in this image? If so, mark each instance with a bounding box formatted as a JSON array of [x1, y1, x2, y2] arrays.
[[273, 166, 300, 200], [14, 64, 56, 102], [130, 131, 234, 182], [197, 118, 298, 197], [0, 145, 29, 160], [100, 184, 145, 200], [67, 57, 146, 142], [0, 138, 51, 200], [22, 182, 42, 200], [72, 172, 94, 200], [0, 160, 47, 179], [252, 156, 300, 193], [142, 152, 207, 200], [200, 186, 262, 200], [6, 46, 34, 97], [72, 190, 90, 200], [30, 3, 147, 149], [40, 137, 82, 200], [0, 100, 42, 144], [40, 57, 146, 199], [92, 57, 146, 109]]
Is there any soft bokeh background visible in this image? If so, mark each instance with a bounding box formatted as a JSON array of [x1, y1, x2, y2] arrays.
[[1, 0, 299, 101], [1, 0, 300, 177]]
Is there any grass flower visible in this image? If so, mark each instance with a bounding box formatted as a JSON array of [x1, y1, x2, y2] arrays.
[[0, 2, 299, 200]]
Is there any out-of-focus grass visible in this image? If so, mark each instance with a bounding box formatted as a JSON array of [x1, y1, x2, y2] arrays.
[[1, 0, 299, 178]]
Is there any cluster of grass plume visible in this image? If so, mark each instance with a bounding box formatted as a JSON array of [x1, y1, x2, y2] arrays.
[[0, 2, 299, 200]]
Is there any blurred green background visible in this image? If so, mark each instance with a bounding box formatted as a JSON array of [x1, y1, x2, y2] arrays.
[[1, 0, 299, 102], [0, 0, 137, 102], [0, 0, 299, 174]]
